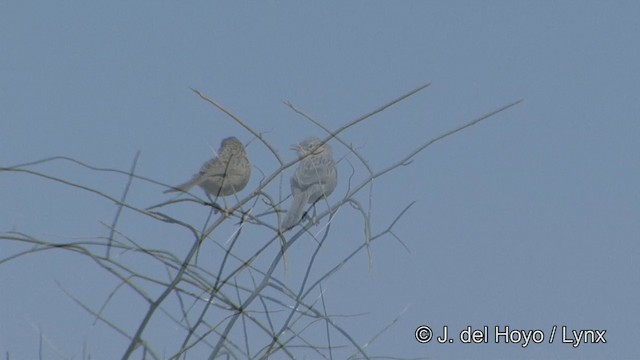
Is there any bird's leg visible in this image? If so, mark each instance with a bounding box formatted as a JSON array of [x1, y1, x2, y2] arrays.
[[221, 196, 232, 217], [204, 193, 222, 214], [312, 205, 319, 225], [302, 204, 320, 226]]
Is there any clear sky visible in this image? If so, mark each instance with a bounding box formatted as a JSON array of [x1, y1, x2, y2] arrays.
[[1, 1, 639, 359]]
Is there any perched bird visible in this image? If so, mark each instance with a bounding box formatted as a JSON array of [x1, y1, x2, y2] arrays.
[[165, 137, 251, 198], [281, 137, 337, 230]]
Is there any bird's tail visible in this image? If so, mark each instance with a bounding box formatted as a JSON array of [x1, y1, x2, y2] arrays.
[[163, 176, 199, 194], [281, 191, 311, 230]]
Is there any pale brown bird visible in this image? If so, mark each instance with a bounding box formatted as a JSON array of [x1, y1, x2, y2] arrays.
[[164, 137, 251, 198], [281, 137, 337, 230]]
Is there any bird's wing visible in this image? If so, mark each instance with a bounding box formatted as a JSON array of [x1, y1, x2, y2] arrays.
[[294, 159, 334, 189]]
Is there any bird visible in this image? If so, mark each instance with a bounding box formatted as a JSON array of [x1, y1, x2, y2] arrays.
[[281, 137, 337, 230], [164, 137, 251, 198]]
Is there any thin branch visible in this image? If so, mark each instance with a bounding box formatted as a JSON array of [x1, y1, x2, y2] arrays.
[[107, 151, 140, 258]]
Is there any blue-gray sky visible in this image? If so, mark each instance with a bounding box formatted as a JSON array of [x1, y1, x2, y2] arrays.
[[1, 2, 639, 359]]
